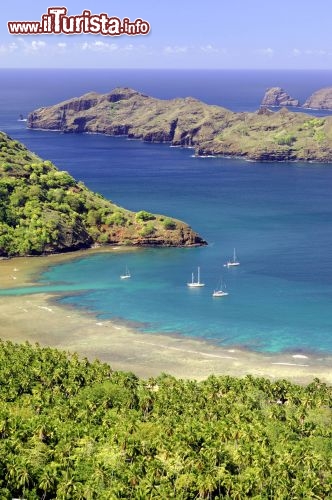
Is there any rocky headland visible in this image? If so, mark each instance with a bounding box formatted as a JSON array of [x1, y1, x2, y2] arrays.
[[28, 87, 332, 162], [0, 131, 206, 256]]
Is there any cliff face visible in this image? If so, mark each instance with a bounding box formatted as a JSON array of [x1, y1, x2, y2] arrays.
[[27, 87, 332, 163], [0, 132, 206, 256], [261, 87, 300, 107], [303, 87, 332, 109], [28, 88, 232, 149]]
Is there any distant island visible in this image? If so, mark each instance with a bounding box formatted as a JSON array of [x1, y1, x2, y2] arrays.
[[0, 132, 206, 257], [28, 87, 332, 162], [261, 86, 332, 110], [303, 87, 332, 109]]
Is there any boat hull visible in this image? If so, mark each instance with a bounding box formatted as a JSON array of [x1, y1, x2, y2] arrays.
[[212, 291, 228, 297]]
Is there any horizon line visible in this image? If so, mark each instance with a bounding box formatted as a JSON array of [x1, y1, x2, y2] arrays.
[[1, 67, 332, 71]]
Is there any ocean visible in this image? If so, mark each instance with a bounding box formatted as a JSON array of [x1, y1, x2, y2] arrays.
[[1, 68, 332, 355]]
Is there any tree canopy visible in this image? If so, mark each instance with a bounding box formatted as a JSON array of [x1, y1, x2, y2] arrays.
[[0, 340, 330, 498]]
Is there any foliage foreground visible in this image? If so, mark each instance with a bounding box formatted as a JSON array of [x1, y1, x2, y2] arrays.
[[0, 340, 331, 499]]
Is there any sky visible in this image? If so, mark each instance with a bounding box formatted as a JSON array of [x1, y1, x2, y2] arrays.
[[1, 0, 332, 69]]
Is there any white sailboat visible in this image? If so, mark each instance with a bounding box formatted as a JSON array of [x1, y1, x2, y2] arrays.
[[212, 279, 228, 297], [224, 248, 240, 268], [120, 266, 131, 279], [187, 266, 205, 287]]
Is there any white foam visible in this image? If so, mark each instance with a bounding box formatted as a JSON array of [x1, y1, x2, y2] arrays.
[[292, 354, 308, 359], [38, 306, 53, 313], [272, 362, 309, 367], [135, 340, 238, 360]]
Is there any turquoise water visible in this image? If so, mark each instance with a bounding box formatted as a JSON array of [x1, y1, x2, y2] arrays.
[[3, 140, 331, 355], [37, 245, 332, 354], [1, 69, 332, 355]]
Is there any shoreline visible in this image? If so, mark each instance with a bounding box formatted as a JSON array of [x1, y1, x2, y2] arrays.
[[1, 249, 332, 384]]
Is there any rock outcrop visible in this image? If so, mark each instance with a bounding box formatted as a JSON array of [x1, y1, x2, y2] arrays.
[[303, 87, 332, 109], [261, 87, 300, 107], [27, 87, 332, 163]]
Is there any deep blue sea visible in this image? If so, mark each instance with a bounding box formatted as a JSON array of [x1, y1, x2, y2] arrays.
[[1, 68, 332, 355]]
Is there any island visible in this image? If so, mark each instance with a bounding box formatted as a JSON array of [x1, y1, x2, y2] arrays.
[[261, 87, 300, 107], [27, 87, 332, 162], [261, 85, 332, 111], [303, 86, 332, 109], [0, 131, 206, 256]]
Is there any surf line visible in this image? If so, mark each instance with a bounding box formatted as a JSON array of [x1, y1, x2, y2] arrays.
[[272, 362, 309, 367], [134, 340, 238, 360]]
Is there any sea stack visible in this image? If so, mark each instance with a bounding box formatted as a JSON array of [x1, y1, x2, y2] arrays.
[[261, 87, 300, 107]]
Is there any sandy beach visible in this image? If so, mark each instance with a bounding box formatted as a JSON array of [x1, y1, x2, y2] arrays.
[[1, 249, 331, 384]]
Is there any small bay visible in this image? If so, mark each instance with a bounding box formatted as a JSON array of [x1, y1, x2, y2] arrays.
[[1, 69, 332, 356]]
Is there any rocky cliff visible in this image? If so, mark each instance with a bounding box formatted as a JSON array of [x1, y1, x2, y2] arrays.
[[27, 87, 332, 162], [28, 88, 232, 148], [261, 87, 300, 107], [303, 87, 332, 109], [0, 132, 206, 256]]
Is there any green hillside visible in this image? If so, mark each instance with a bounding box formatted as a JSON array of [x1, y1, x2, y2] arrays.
[[0, 132, 205, 256]]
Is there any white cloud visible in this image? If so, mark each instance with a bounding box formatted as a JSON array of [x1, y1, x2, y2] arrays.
[[5, 38, 48, 54], [79, 40, 151, 55], [304, 49, 329, 56], [292, 48, 331, 57], [292, 48, 301, 56], [254, 47, 274, 57], [123, 44, 134, 52], [164, 45, 189, 54], [0, 41, 19, 53], [30, 40, 46, 51], [81, 41, 118, 52], [199, 44, 226, 54]]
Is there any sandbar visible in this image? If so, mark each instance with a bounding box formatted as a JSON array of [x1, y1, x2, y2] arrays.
[[1, 249, 331, 384]]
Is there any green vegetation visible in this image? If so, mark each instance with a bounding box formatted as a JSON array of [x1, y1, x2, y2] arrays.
[[303, 118, 325, 130], [301, 118, 326, 142], [139, 222, 156, 237], [0, 340, 330, 499], [0, 132, 205, 256], [274, 132, 297, 146], [135, 210, 156, 222], [163, 218, 177, 230]]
